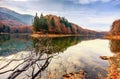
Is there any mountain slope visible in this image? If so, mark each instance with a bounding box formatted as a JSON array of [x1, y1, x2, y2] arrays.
[[0, 7, 33, 33], [0, 7, 34, 24], [0, 11, 25, 27], [0, 11, 21, 21]]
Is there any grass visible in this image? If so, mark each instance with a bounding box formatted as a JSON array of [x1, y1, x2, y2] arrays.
[[104, 35, 120, 40], [30, 33, 83, 38]]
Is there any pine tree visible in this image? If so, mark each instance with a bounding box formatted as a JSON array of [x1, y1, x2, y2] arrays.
[[40, 13, 43, 18], [51, 17, 55, 27], [39, 13, 48, 31], [33, 13, 49, 33], [33, 13, 40, 31]]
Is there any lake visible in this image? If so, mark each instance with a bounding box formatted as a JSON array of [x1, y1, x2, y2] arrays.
[[0, 34, 117, 79]]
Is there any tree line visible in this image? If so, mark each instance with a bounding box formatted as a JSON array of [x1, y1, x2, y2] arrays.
[[0, 25, 31, 33], [0, 25, 10, 33], [32, 13, 74, 34], [32, 13, 49, 32]]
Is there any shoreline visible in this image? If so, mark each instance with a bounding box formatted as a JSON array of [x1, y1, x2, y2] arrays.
[[0, 33, 9, 34], [104, 35, 120, 40], [30, 34, 85, 38]]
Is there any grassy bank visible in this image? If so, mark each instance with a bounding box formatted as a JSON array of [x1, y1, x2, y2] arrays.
[[104, 35, 120, 40], [30, 34, 83, 38]]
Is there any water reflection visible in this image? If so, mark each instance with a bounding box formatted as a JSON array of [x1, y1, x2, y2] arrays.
[[32, 36, 103, 79], [32, 36, 99, 55], [0, 34, 32, 56], [0, 38, 54, 79], [0, 36, 90, 79], [0, 35, 106, 79], [101, 40, 120, 79], [110, 40, 120, 53], [32, 37, 81, 54], [0, 34, 98, 56], [0, 34, 10, 43]]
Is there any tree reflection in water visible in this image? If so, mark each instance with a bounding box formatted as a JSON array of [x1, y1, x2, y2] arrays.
[[33, 36, 99, 79], [101, 40, 120, 79], [0, 34, 10, 44], [0, 36, 100, 79], [0, 38, 54, 79], [32, 37, 83, 79], [0, 36, 82, 79], [32, 36, 81, 54]]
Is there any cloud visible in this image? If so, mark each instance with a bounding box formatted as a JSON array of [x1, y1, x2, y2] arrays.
[[60, 10, 120, 31], [69, 0, 111, 4], [0, 0, 119, 31], [13, 0, 28, 1], [0, 0, 29, 2]]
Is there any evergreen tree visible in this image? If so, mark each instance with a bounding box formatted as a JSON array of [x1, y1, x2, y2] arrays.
[[60, 17, 71, 27], [33, 13, 40, 31], [5, 26, 10, 33], [40, 13, 43, 18], [39, 13, 48, 31], [33, 13, 48, 32], [1, 25, 10, 33], [3, 25, 6, 32], [51, 17, 55, 27], [15, 29, 19, 33]]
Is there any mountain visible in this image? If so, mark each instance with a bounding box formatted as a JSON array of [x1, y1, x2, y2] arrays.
[[0, 7, 34, 33], [0, 7, 105, 35], [33, 14, 104, 35], [0, 10, 25, 27], [0, 7, 34, 24]]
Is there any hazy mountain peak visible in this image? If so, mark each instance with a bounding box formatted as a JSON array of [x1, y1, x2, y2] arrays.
[[0, 7, 34, 24]]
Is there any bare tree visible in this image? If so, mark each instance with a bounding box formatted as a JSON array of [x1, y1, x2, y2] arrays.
[[0, 38, 55, 79]]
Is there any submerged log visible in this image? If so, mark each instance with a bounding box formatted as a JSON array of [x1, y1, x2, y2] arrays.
[[100, 56, 110, 60]]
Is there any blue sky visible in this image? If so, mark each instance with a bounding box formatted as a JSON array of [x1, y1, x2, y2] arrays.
[[0, 0, 120, 31]]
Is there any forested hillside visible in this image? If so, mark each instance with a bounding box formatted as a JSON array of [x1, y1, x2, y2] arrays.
[[33, 13, 102, 35], [110, 19, 120, 35], [0, 7, 33, 24], [0, 21, 31, 33], [0, 7, 33, 33]]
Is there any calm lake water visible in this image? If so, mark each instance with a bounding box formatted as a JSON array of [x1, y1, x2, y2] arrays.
[[0, 34, 116, 79]]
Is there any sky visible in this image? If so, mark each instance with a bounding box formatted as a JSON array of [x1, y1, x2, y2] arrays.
[[0, 0, 120, 31]]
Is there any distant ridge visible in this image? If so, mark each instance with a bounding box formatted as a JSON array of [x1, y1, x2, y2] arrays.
[[0, 7, 33, 33], [0, 7, 34, 25]]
